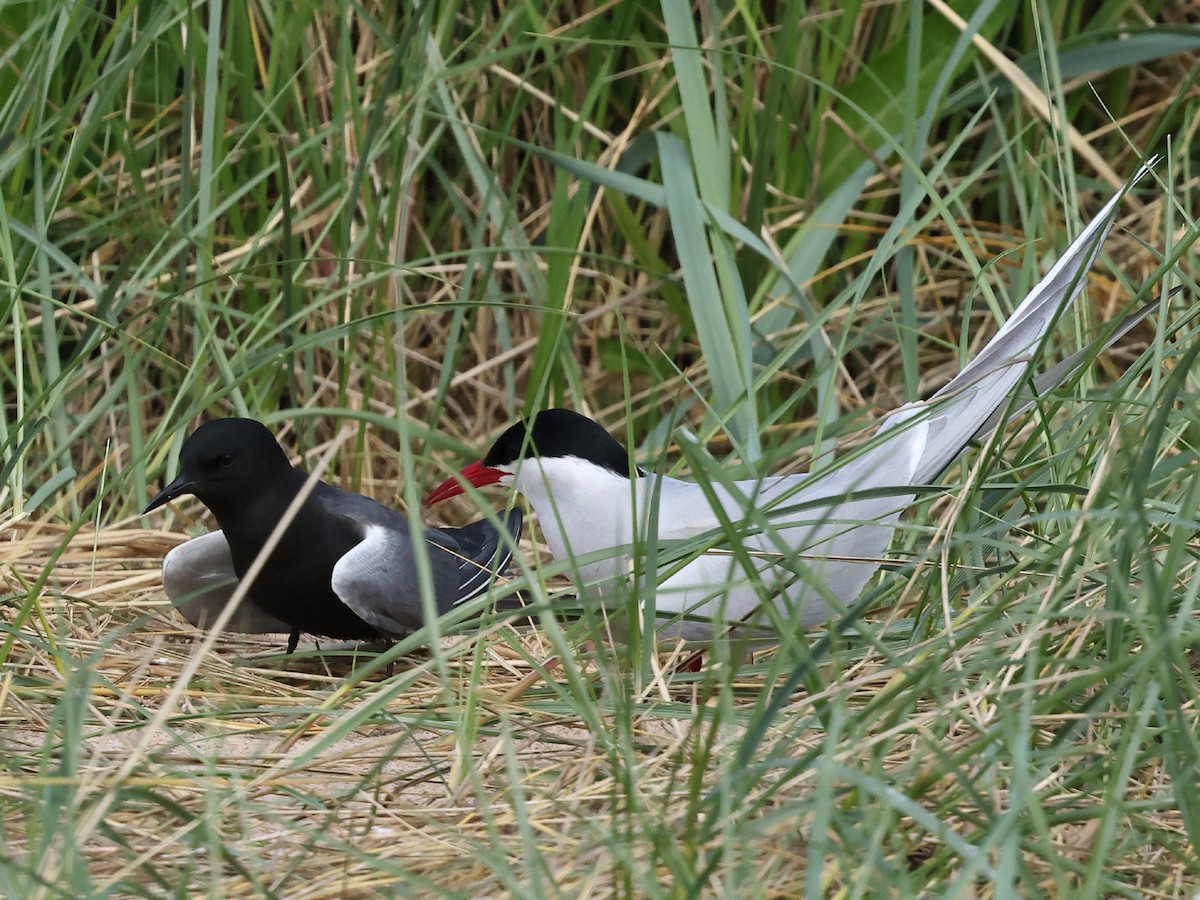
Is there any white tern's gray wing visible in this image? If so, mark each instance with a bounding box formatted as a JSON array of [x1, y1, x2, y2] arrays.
[[972, 297, 1159, 438], [908, 160, 1155, 484], [643, 404, 931, 635]]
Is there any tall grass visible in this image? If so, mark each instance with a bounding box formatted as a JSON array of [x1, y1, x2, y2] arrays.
[[1, 0, 1198, 896]]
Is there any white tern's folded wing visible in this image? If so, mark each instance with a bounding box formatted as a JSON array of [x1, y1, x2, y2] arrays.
[[909, 161, 1154, 484]]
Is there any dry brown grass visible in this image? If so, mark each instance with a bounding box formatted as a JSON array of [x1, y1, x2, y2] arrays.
[[2, 512, 1196, 895]]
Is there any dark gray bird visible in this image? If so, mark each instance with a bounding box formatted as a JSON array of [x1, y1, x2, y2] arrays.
[[145, 418, 522, 653]]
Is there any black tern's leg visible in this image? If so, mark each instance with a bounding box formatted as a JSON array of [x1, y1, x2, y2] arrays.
[[287, 627, 300, 655]]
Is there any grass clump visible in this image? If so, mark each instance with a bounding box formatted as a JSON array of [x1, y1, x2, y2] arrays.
[[1, 0, 1198, 896]]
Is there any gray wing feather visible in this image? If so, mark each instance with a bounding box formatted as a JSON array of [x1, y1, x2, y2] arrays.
[[330, 521, 463, 637], [161, 531, 293, 634], [446, 508, 523, 603], [810, 164, 1152, 505], [907, 160, 1154, 484], [330, 510, 523, 635], [970, 298, 1159, 439], [322, 489, 523, 636]]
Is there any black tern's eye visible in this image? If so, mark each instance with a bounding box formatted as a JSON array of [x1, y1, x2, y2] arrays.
[[218, 454, 235, 469]]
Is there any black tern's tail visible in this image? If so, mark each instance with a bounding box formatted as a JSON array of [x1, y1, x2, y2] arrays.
[[448, 508, 524, 604]]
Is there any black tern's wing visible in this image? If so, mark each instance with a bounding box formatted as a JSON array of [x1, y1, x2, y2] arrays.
[[328, 512, 465, 637], [438, 508, 524, 603], [160, 531, 294, 634]]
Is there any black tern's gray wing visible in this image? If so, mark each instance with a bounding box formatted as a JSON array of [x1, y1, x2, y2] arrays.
[[440, 508, 523, 603], [327, 512, 461, 637], [329, 507, 523, 637], [160, 531, 293, 633]]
